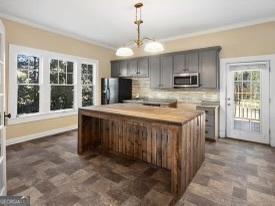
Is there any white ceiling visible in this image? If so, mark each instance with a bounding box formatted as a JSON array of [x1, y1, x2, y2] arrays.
[[0, 0, 275, 49]]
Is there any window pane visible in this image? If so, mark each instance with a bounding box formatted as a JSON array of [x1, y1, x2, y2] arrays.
[[17, 55, 28, 69], [28, 56, 39, 70], [81, 64, 87, 84], [88, 64, 93, 74], [82, 85, 93, 107], [50, 59, 58, 72], [59, 60, 66, 73], [50, 72, 58, 84], [17, 69, 28, 83], [67, 73, 73, 84], [67, 62, 73, 73], [59, 73, 66, 84], [243, 71, 251, 81], [29, 70, 39, 84], [51, 86, 74, 110], [17, 85, 39, 115]]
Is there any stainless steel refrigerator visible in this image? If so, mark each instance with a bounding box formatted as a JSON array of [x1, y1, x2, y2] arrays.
[[101, 78, 132, 104]]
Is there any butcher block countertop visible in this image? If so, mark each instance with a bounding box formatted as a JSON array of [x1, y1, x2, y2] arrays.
[[78, 103, 206, 195], [79, 103, 203, 125]]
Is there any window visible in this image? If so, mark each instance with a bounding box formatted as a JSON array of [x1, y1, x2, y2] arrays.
[[17, 54, 40, 115], [9, 45, 98, 124], [50, 59, 74, 111], [81, 64, 94, 107]]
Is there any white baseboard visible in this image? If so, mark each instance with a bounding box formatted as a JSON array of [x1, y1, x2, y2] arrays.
[[6, 125, 78, 146]]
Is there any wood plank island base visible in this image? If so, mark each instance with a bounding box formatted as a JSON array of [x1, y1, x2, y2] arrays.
[[78, 104, 205, 196]]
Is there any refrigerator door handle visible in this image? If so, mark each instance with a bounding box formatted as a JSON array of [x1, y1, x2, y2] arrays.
[[107, 88, 111, 103]]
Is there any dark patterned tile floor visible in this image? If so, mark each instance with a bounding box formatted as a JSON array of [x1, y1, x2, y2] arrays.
[[7, 131, 275, 206]]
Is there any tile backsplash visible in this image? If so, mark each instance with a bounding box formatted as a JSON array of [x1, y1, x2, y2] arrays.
[[132, 79, 219, 104]]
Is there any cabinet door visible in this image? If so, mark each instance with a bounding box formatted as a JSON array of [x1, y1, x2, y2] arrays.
[[161, 55, 173, 89], [199, 49, 219, 88], [186, 52, 199, 73], [119, 60, 128, 77], [111, 61, 121, 77], [173, 53, 186, 74], [138, 57, 149, 77], [149, 56, 161, 89], [127, 59, 138, 77]]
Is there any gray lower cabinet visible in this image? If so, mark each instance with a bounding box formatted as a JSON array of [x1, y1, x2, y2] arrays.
[[199, 48, 220, 88], [196, 105, 219, 141]]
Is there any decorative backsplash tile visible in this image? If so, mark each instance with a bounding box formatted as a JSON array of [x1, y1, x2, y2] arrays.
[[132, 78, 219, 104]]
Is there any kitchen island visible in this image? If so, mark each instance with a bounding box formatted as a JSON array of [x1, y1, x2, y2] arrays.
[[78, 104, 205, 196]]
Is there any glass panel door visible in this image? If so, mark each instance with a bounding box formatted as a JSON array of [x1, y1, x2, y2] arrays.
[[226, 62, 270, 144], [233, 70, 261, 133]]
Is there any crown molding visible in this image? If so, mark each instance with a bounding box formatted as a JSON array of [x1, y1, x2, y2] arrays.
[[1, 12, 275, 50], [0, 12, 116, 50], [159, 16, 275, 43]]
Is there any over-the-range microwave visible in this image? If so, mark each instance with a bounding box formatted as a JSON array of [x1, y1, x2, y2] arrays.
[[173, 73, 200, 88]]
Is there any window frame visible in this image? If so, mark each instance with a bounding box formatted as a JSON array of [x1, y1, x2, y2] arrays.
[[16, 54, 41, 116], [49, 58, 76, 112], [9, 45, 99, 125]]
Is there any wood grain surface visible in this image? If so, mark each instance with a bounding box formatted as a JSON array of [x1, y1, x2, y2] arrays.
[[78, 104, 205, 196]]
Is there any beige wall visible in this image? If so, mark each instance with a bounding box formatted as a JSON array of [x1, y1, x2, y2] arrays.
[[4, 19, 275, 140], [116, 21, 275, 59], [2, 18, 114, 140]]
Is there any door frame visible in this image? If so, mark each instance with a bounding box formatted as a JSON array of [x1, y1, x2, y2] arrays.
[[0, 19, 6, 196], [226, 61, 270, 144], [220, 54, 275, 146]]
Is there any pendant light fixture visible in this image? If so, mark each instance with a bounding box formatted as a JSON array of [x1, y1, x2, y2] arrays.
[[116, 2, 164, 57]]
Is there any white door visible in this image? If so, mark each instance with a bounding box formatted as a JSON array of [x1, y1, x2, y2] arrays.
[[226, 62, 270, 144], [0, 20, 6, 195]]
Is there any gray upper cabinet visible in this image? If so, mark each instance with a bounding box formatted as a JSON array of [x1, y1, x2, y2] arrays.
[[173, 52, 199, 74], [199, 48, 220, 89], [137, 57, 149, 77], [173, 53, 186, 74], [127, 59, 138, 77], [120, 61, 128, 77], [111, 46, 221, 89], [160, 55, 173, 89], [111, 61, 120, 77], [149, 56, 161, 89], [111, 61, 127, 77], [186, 52, 199, 73]]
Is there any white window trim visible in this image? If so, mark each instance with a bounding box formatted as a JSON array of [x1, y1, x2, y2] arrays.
[[8, 44, 99, 125]]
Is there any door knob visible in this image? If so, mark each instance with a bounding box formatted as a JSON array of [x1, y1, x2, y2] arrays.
[[4, 113, 11, 119], [4, 113, 11, 126]]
